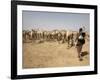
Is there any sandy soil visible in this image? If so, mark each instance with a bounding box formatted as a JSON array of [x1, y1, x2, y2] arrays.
[[23, 40, 90, 69]]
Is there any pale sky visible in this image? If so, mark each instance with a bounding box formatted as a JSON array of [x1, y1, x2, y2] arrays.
[[22, 10, 90, 32]]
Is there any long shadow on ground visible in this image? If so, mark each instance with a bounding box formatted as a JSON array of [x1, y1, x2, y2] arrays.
[[81, 51, 89, 57]]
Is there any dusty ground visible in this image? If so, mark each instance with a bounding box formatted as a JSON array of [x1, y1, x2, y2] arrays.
[[23, 40, 90, 69]]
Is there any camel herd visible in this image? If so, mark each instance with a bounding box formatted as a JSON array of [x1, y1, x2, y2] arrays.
[[23, 29, 89, 47]]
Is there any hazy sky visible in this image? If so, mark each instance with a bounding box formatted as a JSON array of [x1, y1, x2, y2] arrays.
[[22, 11, 90, 32]]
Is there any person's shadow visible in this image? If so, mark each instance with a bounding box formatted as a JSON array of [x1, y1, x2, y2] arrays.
[[81, 51, 89, 57]]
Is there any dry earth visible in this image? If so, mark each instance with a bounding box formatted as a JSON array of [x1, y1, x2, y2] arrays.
[[23, 40, 90, 68]]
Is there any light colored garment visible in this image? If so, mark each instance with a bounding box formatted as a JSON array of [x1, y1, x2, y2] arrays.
[[79, 35, 83, 39]]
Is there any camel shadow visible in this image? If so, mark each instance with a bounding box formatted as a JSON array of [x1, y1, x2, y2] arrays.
[[81, 51, 89, 57]]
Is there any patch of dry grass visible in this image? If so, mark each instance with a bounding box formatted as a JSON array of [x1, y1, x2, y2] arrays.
[[23, 41, 90, 68]]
